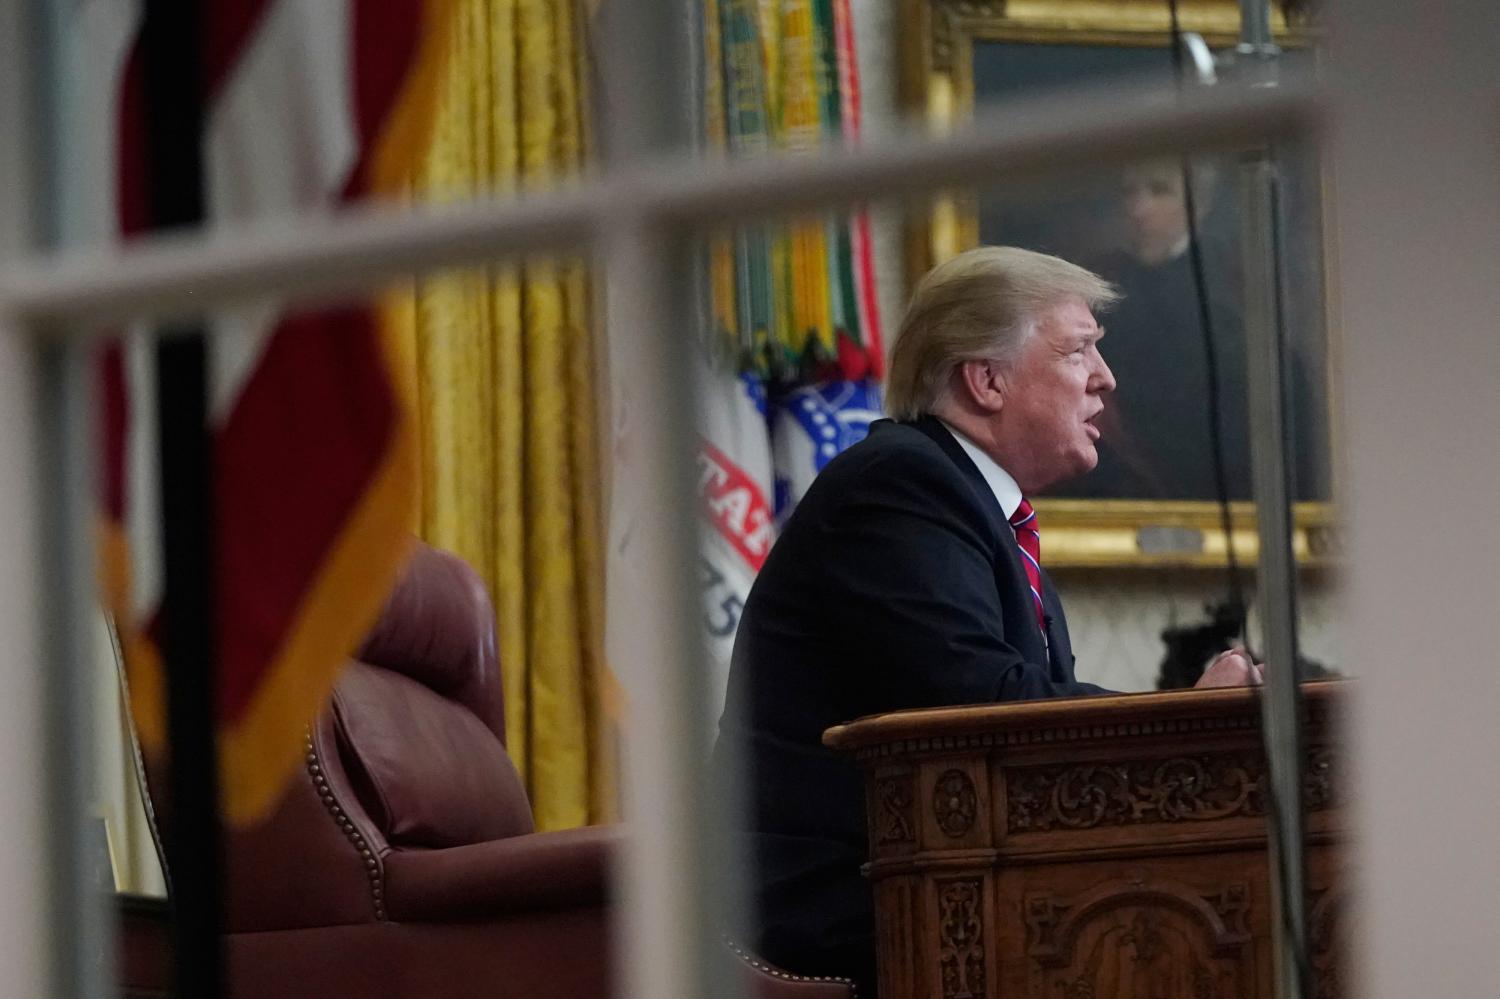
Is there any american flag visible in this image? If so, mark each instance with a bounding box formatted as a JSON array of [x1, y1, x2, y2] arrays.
[[91, 0, 449, 824]]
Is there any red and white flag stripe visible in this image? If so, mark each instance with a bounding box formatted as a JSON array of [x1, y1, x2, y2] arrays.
[[93, 0, 448, 823]]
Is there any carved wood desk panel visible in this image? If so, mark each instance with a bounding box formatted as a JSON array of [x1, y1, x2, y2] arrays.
[[824, 682, 1348, 999]]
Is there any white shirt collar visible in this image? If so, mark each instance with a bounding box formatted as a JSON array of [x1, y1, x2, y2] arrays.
[[938, 419, 1024, 521]]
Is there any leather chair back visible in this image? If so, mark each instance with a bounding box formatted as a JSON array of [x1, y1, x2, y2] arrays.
[[225, 544, 532, 931]]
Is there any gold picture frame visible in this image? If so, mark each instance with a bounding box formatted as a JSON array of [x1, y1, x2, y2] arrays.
[[900, 0, 1333, 569]]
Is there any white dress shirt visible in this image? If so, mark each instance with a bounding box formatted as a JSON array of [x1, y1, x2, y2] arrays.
[[938, 419, 1049, 652], [937, 419, 1023, 522]]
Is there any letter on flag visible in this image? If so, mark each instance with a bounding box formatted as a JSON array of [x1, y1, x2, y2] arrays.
[[694, 352, 776, 718]]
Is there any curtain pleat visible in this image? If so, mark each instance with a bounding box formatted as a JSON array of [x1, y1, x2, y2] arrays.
[[396, 0, 613, 830]]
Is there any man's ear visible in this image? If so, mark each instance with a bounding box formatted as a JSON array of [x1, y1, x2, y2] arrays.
[[955, 359, 1006, 414]]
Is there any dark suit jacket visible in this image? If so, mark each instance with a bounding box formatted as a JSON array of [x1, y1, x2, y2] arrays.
[[714, 415, 1107, 997]]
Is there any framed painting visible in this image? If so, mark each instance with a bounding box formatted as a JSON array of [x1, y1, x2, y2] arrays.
[[899, 0, 1337, 568]]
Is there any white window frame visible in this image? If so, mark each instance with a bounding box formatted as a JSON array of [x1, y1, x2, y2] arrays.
[[1, 0, 1497, 996]]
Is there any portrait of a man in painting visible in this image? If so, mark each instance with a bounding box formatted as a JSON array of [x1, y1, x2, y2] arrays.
[[906, 0, 1332, 564], [991, 152, 1331, 505]]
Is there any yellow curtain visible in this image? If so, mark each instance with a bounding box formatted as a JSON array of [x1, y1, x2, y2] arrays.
[[392, 0, 614, 830]]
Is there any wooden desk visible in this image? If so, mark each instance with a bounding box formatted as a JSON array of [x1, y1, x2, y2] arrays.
[[824, 683, 1348, 999]]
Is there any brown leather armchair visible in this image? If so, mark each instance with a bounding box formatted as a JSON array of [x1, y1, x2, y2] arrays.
[[207, 543, 854, 999], [220, 543, 615, 998]]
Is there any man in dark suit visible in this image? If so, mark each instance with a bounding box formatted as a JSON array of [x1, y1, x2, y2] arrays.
[[715, 246, 1260, 997]]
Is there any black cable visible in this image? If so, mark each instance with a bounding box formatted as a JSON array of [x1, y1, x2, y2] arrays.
[[1166, 0, 1247, 644], [1164, 10, 1315, 991]]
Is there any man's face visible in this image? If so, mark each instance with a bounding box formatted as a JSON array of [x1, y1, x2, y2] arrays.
[[992, 298, 1115, 493], [1121, 164, 1190, 265]]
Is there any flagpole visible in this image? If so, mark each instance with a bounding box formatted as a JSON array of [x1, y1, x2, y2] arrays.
[[139, 3, 224, 996]]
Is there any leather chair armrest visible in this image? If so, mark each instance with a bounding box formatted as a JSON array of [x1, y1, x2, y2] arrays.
[[382, 824, 620, 922]]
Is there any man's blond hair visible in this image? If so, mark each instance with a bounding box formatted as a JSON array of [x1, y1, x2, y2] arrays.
[[884, 246, 1118, 420]]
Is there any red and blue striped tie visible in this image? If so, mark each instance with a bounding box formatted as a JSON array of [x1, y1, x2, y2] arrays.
[[1010, 498, 1047, 640]]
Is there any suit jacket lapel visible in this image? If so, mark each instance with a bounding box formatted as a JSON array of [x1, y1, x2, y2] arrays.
[[903, 416, 1010, 535], [1039, 572, 1076, 681], [901, 416, 1051, 665]]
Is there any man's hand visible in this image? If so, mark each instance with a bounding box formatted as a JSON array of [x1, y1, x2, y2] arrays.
[[1194, 647, 1264, 688]]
